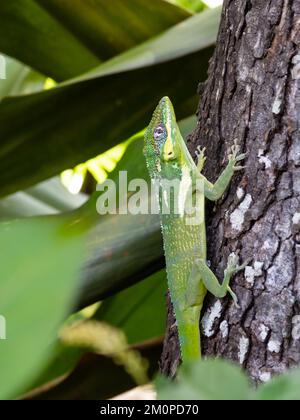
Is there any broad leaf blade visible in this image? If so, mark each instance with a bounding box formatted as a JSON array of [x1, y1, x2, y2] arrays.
[[95, 270, 167, 344], [83, 7, 220, 78], [0, 8, 219, 197], [38, 0, 191, 64], [157, 359, 252, 400], [77, 137, 161, 307], [0, 56, 45, 99], [0, 178, 87, 219], [0, 117, 195, 308], [0, 0, 190, 81], [255, 368, 300, 400], [80, 207, 163, 308], [0, 216, 86, 399]]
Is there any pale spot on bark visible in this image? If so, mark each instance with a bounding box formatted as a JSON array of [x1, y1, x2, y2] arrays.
[[238, 335, 249, 364], [236, 187, 245, 200], [259, 371, 271, 383], [267, 339, 281, 353], [272, 81, 285, 114], [258, 149, 272, 169], [272, 99, 282, 115], [258, 324, 269, 342], [292, 54, 300, 79], [292, 212, 300, 225], [201, 300, 222, 338], [220, 320, 229, 339], [292, 315, 300, 340], [262, 240, 272, 250], [230, 194, 252, 232], [245, 261, 264, 286]]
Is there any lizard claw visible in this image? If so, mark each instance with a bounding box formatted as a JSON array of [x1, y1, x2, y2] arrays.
[[233, 165, 247, 172], [195, 145, 206, 156], [225, 253, 250, 309], [226, 253, 240, 271], [235, 153, 248, 162], [227, 286, 240, 308], [196, 146, 207, 172], [226, 253, 250, 275], [229, 139, 247, 169]]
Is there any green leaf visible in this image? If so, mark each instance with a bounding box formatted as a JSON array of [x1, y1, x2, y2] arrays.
[[0, 0, 190, 81], [157, 359, 252, 400], [0, 55, 45, 99], [26, 342, 163, 400], [256, 368, 300, 400], [79, 203, 163, 308], [26, 177, 87, 213], [0, 192, 59, 219], [76, 137, 159, 307], [30, 269, 167, 394], [94, 270, 167, 344], [0, 8, 220, 197], [0, 116, 196, 309], [0, 215, 86, 399], [27, 342, 85, 394], [169, 0, 206, 12], [0, 178, 87, 219]]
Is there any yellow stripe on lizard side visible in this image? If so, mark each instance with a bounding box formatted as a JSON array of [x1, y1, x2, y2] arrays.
[[163, 121, 175, 160]]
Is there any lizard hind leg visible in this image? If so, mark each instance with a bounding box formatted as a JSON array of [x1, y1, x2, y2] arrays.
[[178, 255, 247, 363], [193, 254, 248, 308]]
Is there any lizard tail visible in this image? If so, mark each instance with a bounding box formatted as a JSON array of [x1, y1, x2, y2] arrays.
[[177, 308, 202, 363]]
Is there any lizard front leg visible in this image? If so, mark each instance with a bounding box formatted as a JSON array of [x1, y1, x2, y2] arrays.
[[196, 142, 246, 202]]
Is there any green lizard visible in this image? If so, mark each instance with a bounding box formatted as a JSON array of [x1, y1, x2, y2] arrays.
[[144, 97, 247, 363]]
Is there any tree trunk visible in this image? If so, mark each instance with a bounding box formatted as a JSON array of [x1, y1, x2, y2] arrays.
[[160, 0, 300, 383]]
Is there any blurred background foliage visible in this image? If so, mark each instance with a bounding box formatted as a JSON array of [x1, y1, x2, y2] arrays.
[[1, 0, 298, 402], [0, 0, 229, 400]]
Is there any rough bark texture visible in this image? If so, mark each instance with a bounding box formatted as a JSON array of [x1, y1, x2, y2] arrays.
[[160, 0, 300, 383]]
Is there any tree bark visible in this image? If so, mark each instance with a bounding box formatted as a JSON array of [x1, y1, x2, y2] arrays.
[[160, 0, 300, 383]]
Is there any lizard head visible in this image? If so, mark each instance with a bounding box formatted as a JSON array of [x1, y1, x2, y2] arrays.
[[144, 96, 183, 179]]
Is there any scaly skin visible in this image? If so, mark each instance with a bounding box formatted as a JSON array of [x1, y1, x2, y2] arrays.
[[144, 97, 246, 363]]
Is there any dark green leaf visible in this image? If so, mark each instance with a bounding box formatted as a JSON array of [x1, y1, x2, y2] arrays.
[[0, 56, 45, 99], [0, 215, 86, 399], [79, 204, 163, 308], [170, 0, 207, 13], [27, 342, 85, 394], [0, 116, 195, 308], [0, 178, 87, 219], [0, 0, 190, 81], [0, 8, 220, 197], [95, 270, 167, 344]]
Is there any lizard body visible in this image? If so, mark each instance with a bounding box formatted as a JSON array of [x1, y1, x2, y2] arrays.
[[144, 97, 246, 363]]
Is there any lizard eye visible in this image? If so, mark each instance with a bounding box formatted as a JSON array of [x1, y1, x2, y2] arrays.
[[153, 124, 167, 142]]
